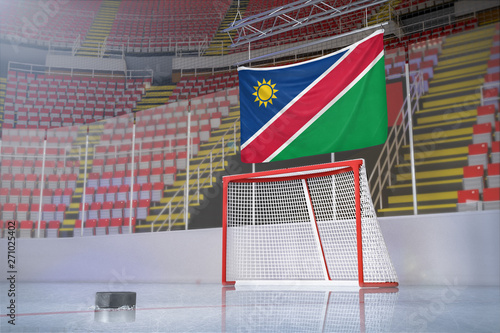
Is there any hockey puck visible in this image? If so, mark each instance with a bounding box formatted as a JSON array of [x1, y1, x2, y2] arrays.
[[95, 292, 136, 309]]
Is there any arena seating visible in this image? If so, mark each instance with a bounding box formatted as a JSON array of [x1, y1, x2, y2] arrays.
[[0, 123, 81, 235], [377, 22, 499, 216], [14, 86, 237, 235], [0, 0, 100, 46], [1, 1, 499, 237], [170, 72, 239, 101], [456, 25, 500, 212], [383, 19, 478, 50], [3, 71, 150, 129], [107, 0, 229, 52]]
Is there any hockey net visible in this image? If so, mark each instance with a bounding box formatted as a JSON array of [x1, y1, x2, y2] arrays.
[[222, 159, 398, 287]]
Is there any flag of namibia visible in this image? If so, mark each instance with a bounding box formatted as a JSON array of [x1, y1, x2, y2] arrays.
[[238, 30, 388, 163]]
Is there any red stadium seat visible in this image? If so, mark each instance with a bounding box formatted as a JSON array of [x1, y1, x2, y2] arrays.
[[46, 221, 60, 238], [467, 143, 489, 169], [483, 187, 500, 210], [462, 165, 484, 194]]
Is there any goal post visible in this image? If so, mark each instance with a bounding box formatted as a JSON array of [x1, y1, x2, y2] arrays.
[[222, 159, 398, 288]]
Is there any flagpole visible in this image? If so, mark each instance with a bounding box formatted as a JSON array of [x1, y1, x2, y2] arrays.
[[251, 159, 256, 225], [185, 103, 191, 229], [405, 63, 418, 215], [330, 152, 337, 220], [248, 41, 256, 224]]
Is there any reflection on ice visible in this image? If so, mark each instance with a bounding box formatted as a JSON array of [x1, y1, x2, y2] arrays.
[[222, 286, 399, 332], [94, 308, 136, 323], [1, 283, 497, 332]]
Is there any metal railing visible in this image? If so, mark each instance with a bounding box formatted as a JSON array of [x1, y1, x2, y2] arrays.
[[104, 35, 210, 56], [208, 20, 369, 56], [369, 70, 425, 211], [99, 37, 107, 58], [203, 2, 393, 56], [93, 139, 195, 162], [115, 12, 224, 21], [397, 12, 476, 37], [71, 34, 81, 56], [392, 0, 455, 17], [151, 118, 239, 232], [7, 61, 153, 82]]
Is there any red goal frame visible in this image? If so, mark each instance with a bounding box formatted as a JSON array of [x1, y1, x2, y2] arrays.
[[222, 159, 398, 288]]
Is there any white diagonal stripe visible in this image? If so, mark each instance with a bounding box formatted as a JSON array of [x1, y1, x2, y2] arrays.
[[263, 50, 385, 163]]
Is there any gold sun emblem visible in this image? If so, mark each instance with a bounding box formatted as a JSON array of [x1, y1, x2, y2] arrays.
[[253, 79, 278, 107]]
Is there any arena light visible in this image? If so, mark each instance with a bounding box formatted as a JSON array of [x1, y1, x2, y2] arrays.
[[224, 0, 389, 48], [234, 22, 389, 67]]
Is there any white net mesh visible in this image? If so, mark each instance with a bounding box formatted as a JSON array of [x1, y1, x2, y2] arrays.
[[308, 171, 359, 281], [225, 160, 398, 285], [359, 165, 399, 283], [227, 180, 326, 280]]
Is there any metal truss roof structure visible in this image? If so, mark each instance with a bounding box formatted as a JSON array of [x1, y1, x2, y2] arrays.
[[223, 0, 389, 48]]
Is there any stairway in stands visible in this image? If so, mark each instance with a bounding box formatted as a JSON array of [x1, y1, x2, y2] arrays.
[[0, 77, 6, 130], [58, 124, 102, 236], [368, 0, 401, 25], [133, 85, 176, 112], [378, 25, 497, 216], [76, 0, 120, 57], [139, 105, 240, 232], [204, 0, 249, 56]]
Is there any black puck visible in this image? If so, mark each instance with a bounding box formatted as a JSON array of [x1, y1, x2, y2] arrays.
[[95, 292, 136, 309]]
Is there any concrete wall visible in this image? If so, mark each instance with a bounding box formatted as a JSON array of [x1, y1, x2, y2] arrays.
[[455, 1, 500, 16], [0, 210, 498, 286], [0, 41, 48, 76], [126, 55, 173, 85], [45, 54, 127, 72]]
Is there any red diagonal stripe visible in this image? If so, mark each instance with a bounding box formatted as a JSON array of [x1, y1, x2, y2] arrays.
[[241, 33, 383, 163]]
